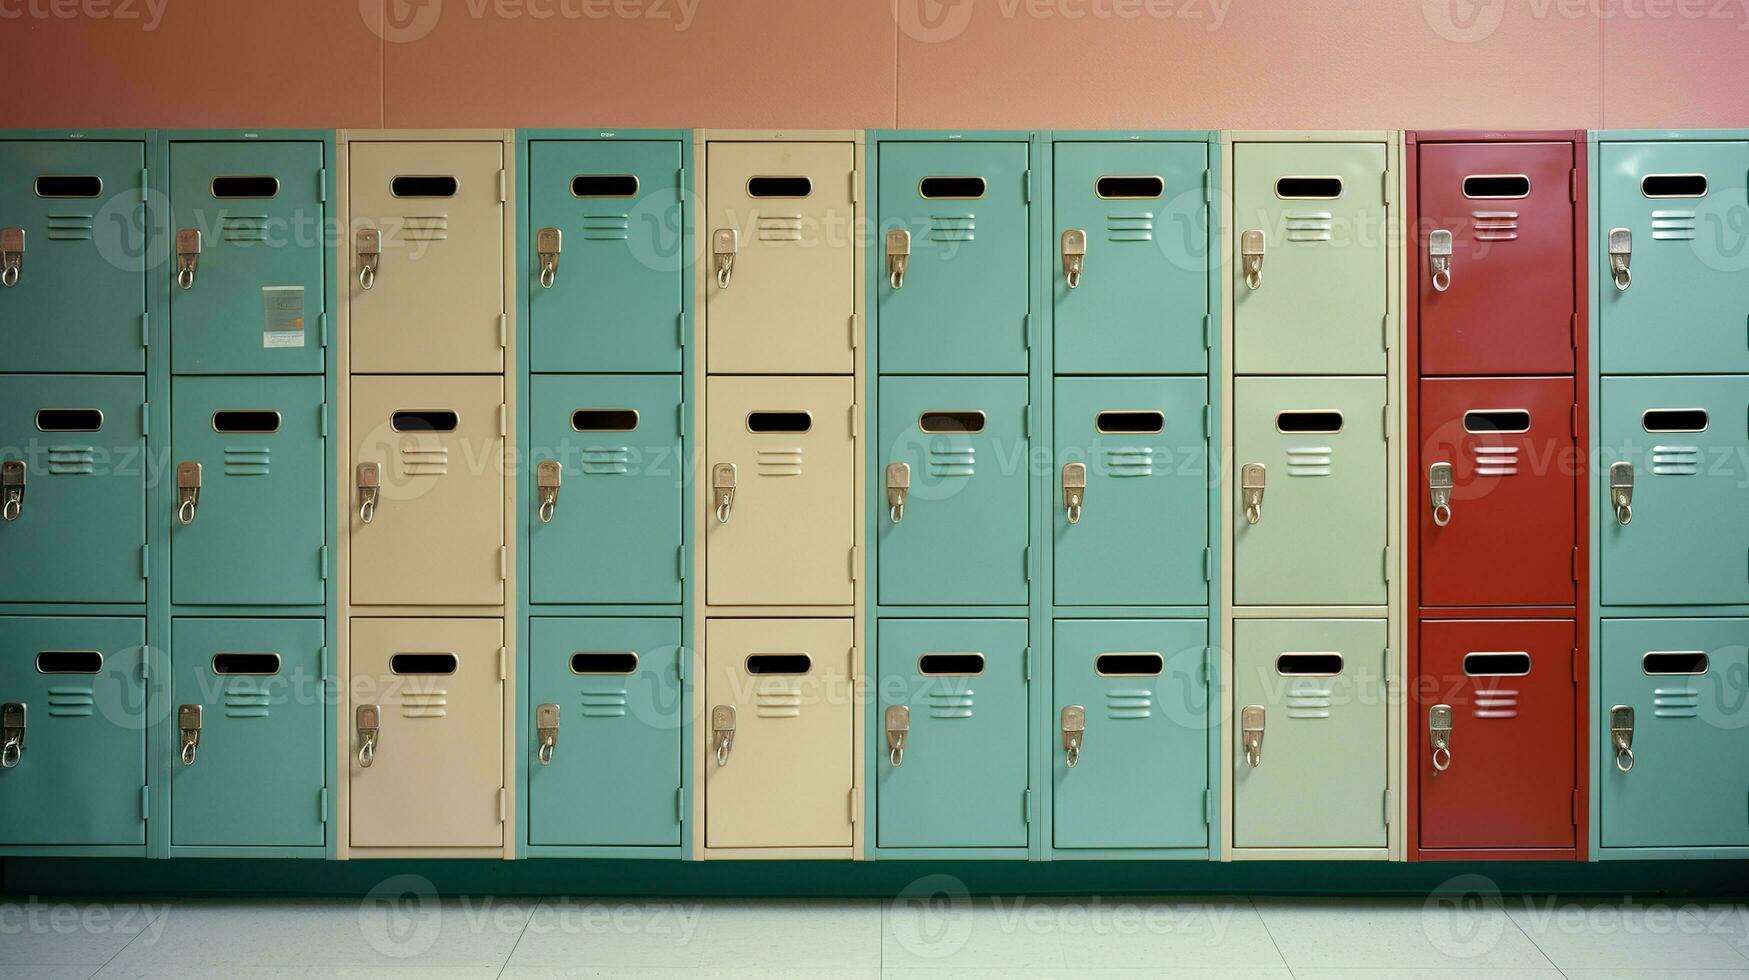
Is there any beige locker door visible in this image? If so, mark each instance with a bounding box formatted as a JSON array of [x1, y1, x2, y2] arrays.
[[705, 618, 853, 848], [350, 376, 504, 607], [705, 141, 856, 374], [349, 618, 504, 848], [706, 376, 854, 607], [348, 141, 505, 374]]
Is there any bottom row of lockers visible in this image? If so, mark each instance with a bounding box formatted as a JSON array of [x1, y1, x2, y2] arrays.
[[0, 615, 1743, 854]]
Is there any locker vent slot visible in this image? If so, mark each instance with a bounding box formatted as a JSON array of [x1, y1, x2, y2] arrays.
[[746, 411, 811, 433], [391, 175, 458, 198], [745, 654, 810, 675], [1104, 686, 1153, 719], [1282, 209, 1332, 242], [1462, 652, 1530, 676], [212, 410, 281, 434], [1471, 210, 1520, 242], [580, 213, 630, 241], [390, 653, 457, 675], [918, 652, 984, 676], [1096, 411, 1164, 435], [1642, 409, 1707, 433], [581, 447, 629, 476], [224, 686, 271, 719], [919, 176, 986, 200], [1643, 651, 1709, 675], [580, 682, 630, 718], [570, 651, 638, 674], [46, 446, 95, 476], [35, 175, 102, 198], [928, 445, 974, 478], [212, 652, 281, 675], [1641, 173, 1707, 199], [391, 410, 459, 432], [1105, 210, 1155, 243], [919, 411, 985, 433], [211, 176, 280, 199], [1096, 176, 1164, 199], [1096, 652, 1164, 676], [1463, 410, 1530, 434], [747, 176, 811, 198], [1472, 687, 1519, 719], [35, 408, 103, 432], [1276, 653, 1342, 676], [571, 174, 638, 198], [1275, 176, 1342, 199], [1650, 445, 1699, 475], [1285, 446, 1332, 477], [1462, 175, 1530, 199], [1472, 444, 1518, 476], [1276, 410, 1342, 434], [46, 212, 95, 241], [36, 650, 103, 674], [46, 684, 95, 717], [571, 409, 639, 432], [1104, 446, 1153, 477], [224, 446, 271, 476]]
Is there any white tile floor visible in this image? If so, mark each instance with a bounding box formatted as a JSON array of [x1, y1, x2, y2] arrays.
[[2, 892, 1747, 978]]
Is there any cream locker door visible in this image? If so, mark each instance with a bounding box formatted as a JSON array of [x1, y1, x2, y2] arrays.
[[705, 141, 856, 374], [705, 618, 853, 848], [349, 618, 504, 848], [350, 376, 504, 607], [348, 141, 505, 374], [706, 376, 855, 607]]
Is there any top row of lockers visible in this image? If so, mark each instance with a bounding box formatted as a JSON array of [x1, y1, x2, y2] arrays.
[[2, 131, 1745, 378]]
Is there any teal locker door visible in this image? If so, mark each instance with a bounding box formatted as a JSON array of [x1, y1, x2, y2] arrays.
[[1600, 376, 1749, 606], [1233, 618, 1388, 849], [878, 376, 1029, 606], [1600, 618, 1749, 849], [1052, 619, 1208, 849], [171, 618, 326, 847], [876, 619, 1029, 849], [0, 376, 145, 603], [529, 375, 682, 604], [1598, 141, 1749, 374], [528, 141, 684, 373], [528, 617, 683, 847], [0, 617, 145, 846], [1054, 377, 1208, 607], [168, 141, 326, 374], [877, 141, 1029, 374], [0, 141, 146, 373], [170, 376, 325, 606], [1052, 140, 1209, 375]]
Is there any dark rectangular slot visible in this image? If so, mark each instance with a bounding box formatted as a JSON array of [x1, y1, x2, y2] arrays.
[[36, 650, 102, 674], [391, 175, 458, 198], [391, 410, 458, 433], [212, 652, 281, 675], [1463, 175, 1530, 198], [1463, 652, 1531, 676], [745, 654, 811, 675], [919, 176, 986, 199], [1096, 652, 1164, 676], [35, 175, 102, 198], [747, 411, 811, 434], [570, 651, 638, 674], [1643, 409, 1707, 433], [1644, 651, 1709, 675], [918, 653, 984, 676], [1277, 653, 1343, 676], [1096, 411, 1164, 434], [747, 176, 811, 198], [212, 410, 281, 434], [572, 409, 639, 432], [390, 653, 457, 675], [1463, 410, 1530, 434], [1275, 176, 1342, 199], [1096, 175, 1164, 199], [572, 174, 639, 198], [211, 176, 280, 199], [1642, 174, 1707, 198], [1276, 410, 1342, 434], [35, 409, 102, 432], [919, 411, 985, 434]]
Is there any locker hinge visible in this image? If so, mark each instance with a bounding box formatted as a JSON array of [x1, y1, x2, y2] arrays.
[[849, 170, 859, 204], [1201, 652, 1210, 685], [849, 546, 858, 582], [319, 403, 329, 438], [498, 787, 507, 823], [676, 645, 686, 681], [1023, 312, 1031, 350], [498, 546, 508, 581], [677, 545, 686, 581], [1570, 403, 1579, 438], [139, 168, 149, 203], [141, 785, 149, 821], [1024, 646, 1032, 682], [1024, 403, 1032, 438], [1572, 648, 1580, 684], [1383, 402, 1392, 440], [1382, 546, 1392, 583], [849, 313, 858, 351], [319, 646, 327, 682], [497, 647, 507, 681], [140, 311, 149, 348], [1382, 313, 1393, 352], [677, 401, 685, 437], [849, 786, 859, 824], [849, 402, 858, 437], [1383, 789, 1391, 826], [141, 401, 149, 437], [1024, 544, 1032, 583], [1202, 313, 1211, 352], [140, 656, 148, 681], [1572, 546, 1580, 581], [1204, 788, 1211, 825], [1203, 547, 1212, 582], [1023, 788, 1032, 824], [676, 168, 685, 201], [320, 786, 329, 823], [319, 311, 329, 349], [1203, 404, 1211, 439], [319, 545, 329, 581], [498, 403, 508, 437], [319, 167, 328, 204], [1024, 169, 1032, 203], [677, 786, 686, 822], [141, 543, 149, 580], [1572, 789, 1580, 825], [1570, 312, 1579, 350], [1382, 170, 1393, 207], [498, 313, 509, 350], [1202, 168, 1212, 203], [677, 312, 686, 351], [1569, 168, 1577, 203], [497, 169, 507, 203]]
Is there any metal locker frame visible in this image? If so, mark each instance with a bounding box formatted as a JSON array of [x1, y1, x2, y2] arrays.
[[1587, 129, 1749, 862], [334, 130, 517, 860], [0, 129, 158, 860], [1219, 132, 1405, 862], [692, 130, 866, 860], [514, 129, 694, 860], [1405, 130, 1589, 863]]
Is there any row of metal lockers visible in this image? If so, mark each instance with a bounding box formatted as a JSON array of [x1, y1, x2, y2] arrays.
[[0, 127, 1744, 866]]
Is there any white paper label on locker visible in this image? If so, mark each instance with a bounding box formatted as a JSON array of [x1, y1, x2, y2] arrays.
[[262, 285, 305, 348]]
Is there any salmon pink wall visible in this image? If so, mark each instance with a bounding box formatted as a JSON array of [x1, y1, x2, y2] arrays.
[[1, 0, 1744, 129]]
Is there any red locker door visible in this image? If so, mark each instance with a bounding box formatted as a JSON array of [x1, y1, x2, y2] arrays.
[[1419, 377, 1575, 607], [1418, 619, 1576, 850], [1417, 141, 1576, 376]]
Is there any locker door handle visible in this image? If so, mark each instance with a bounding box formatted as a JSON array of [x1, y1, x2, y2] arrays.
[[355, 704, 380, 768], [175, 228, 202, 290], [175, 461, 202, 526], [1428, 229, 1453, 292], [885, 705, 910, 767], [1428, 461, 1453, 527], [177, 704, 203, 767], [0, 227, 22, 288], [885, 462, 909, 524], [1060, 229, 1087, 288], [1608, 227, 1632, 291], [1240, 229, 1265, 289], [712, 228, 738, 289], [1240, 463, 1266, 525], [1062, 462, 1086, 524], [1609, 461, 1634, 525], [536, 227, 562, 289], [885, 229, 910, 289], [536, 460, 561, 524], [711, 704, 736, 767], [1, 459, 23, 523], [712, 463, 737, 524], [1060, 705, 1086, 768], [0, 702, 24, 769], [356, 462, 381, 525], [1610, 704, 1635, 772], [1429, 703, 1453, 772], [355, 227, 382, 291], [1240, 704, 1265, 767], [536, 703, 560, 766]]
